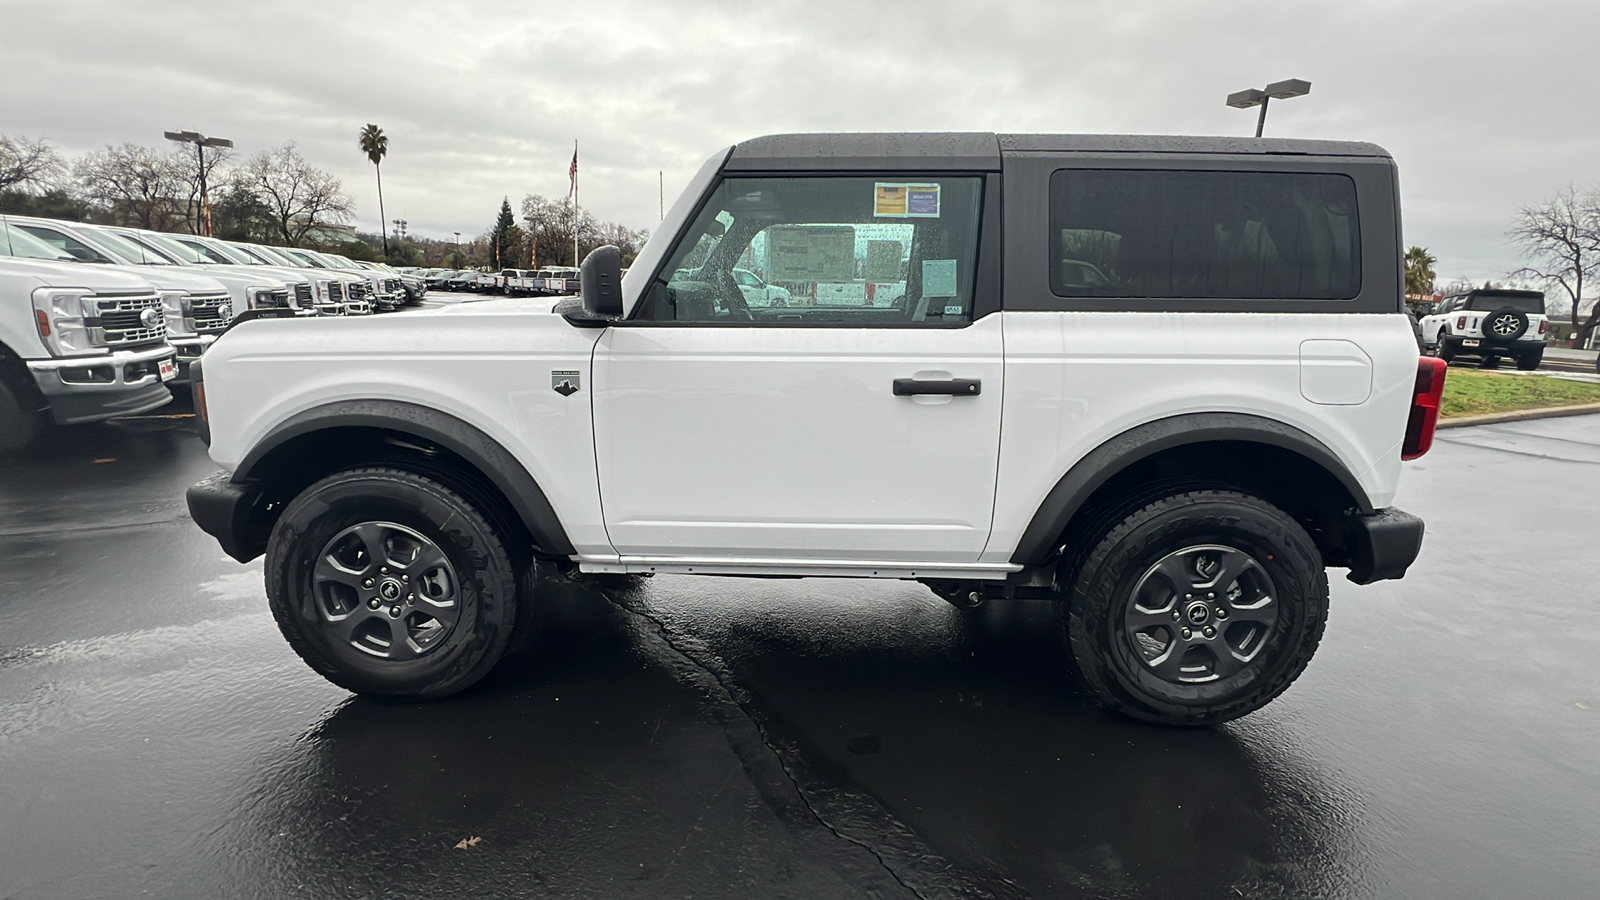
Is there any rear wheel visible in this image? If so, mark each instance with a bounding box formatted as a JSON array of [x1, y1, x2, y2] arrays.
[[1063, 490, 1328, 726], [265, 467, 522, 698], [1516, 348, 1543, 371], [1437, 340, 1457, 363], [1478, 355, 1501, 369]]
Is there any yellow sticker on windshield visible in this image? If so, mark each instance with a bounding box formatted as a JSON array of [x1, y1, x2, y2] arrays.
[[875, 184, 908, 217]]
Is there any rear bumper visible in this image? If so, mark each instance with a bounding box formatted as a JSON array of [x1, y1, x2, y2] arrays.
[[1441, 334, 1545, 355], [186, 471, 269, 563], [1344, 507, 1425, 584]]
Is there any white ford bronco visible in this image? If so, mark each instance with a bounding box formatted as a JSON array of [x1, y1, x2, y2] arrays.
[[1419, 288, 1548, 369], [187, 133, 1439, 726]]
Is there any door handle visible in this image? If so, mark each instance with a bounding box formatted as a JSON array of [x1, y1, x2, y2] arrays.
[[893, 378, 981, 396]]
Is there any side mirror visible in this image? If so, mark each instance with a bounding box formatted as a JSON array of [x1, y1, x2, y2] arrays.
[[577, 245, 623, 318]]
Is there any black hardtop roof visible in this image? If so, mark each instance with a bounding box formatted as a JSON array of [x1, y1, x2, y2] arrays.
[[725, 132, 1391, 172], [1449, 288, 1544, 299]]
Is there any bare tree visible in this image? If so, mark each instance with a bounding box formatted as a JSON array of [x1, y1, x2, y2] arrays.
[[169, 145, 233, 234], [521, 193, 647, 267], [237, 142, 354, 247], [1508, 184, 1600, 346], [0, 134, 65, 192], [74, 143, 188, 231]]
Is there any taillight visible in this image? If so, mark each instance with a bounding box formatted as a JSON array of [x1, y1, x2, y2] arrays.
[[35, 309, 50, 338], [1456, 316, 1467, 329], [1402, 357, 1448, 461], [1538, 319, 1549, 334], [194, 381, 208, 423]]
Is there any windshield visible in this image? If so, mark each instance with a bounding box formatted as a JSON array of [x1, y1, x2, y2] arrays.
[[13, 223, 119, 263], [1465, 293, 1544, 314], [78, 225, 173, 265], [0, 220, 77, 261], [127, 231, 213, 264], [170, 236, 234, 265], [286, 249, 327, 268], [244, 244, 302, 267], [191, 237, 256, 266]]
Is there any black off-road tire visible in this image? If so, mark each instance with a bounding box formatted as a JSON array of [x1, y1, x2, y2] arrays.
[[1516, 348, 1543, 371], [1063, 490, 1328, 726], [1437, 340, 1456, 363], [0, 357, 47, 458], [1478, 355, 1501, 370], [265, 467, 522, 699]]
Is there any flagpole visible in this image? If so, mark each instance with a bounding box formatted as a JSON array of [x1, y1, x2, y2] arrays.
[[571, 139, 579, 267]]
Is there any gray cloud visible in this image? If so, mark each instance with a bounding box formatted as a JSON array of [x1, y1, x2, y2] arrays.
[[4, 0, 1597, 281]]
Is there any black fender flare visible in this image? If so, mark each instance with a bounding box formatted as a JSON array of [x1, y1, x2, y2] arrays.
[[1009, 412, 1373, 566], [235, 399, 575, 557]]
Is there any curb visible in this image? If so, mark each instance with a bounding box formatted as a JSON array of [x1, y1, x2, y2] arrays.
[[1438, 402, 1600, 429]]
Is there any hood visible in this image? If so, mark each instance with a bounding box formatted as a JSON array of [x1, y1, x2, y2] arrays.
[[124, 265, 232, 295], [0, 256, 158, 292]]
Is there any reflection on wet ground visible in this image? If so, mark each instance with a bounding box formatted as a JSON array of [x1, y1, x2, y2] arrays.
[[1, 414, 1597, 898]]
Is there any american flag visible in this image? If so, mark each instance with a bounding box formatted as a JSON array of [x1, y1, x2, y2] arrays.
[[568, 143, 578, 198]]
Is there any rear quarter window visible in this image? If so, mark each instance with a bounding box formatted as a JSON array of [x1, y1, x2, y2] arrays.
[[1049, 169, 1361, 301]]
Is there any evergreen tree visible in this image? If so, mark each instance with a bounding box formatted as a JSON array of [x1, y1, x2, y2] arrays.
[[488, 197, 521, 270]]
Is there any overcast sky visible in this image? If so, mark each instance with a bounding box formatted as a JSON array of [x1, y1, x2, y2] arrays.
[[5, 0, 1597, 282]]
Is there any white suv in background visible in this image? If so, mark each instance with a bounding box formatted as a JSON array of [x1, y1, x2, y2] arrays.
[[1420, 288, 1549, 369]]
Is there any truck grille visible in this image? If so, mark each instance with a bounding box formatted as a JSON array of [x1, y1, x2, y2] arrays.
[[347, 282, 368, 300], [94, 293, 166, 346], [187, 294, 234, 333], [386, 278, 400, 294], [294, 283, 313, 307], [329, 282, 344, 302]]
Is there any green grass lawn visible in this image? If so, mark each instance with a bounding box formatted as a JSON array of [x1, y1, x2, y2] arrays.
[[1439, 369, 1600, 418]]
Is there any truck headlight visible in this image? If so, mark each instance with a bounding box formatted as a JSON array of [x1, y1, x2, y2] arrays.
[[246, 286, 279, 309], [30, 289, 99, 357], [161, 290, 197, 335]]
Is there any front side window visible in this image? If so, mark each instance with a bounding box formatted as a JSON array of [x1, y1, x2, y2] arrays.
[[1049, 169, 1361, 300], [640, 176, 983, 324]]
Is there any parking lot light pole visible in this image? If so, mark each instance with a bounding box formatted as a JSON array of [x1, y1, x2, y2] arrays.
[[164, 130, 233, 235], [1225, 79, 1311, 137]]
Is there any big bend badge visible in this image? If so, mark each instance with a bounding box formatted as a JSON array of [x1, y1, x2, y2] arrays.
[[551, 370, 580, 396]]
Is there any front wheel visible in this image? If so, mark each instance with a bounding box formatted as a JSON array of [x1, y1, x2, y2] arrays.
[[265, 468, 522, 698], [1064, 490, 1328, 726]]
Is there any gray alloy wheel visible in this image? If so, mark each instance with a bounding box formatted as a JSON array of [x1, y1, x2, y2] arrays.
[[1122, 545, 1278, 684], [311, 521, 462, 661]]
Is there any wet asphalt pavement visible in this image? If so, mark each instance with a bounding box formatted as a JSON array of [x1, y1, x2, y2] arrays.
[[2, 376, 1598, 898]]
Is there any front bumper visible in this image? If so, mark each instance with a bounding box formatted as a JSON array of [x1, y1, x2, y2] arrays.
[[169, 334, 218, 384], [187, 472, 269, 563], [1344, 507, 1425, 585], [26, 344, 177, 424]]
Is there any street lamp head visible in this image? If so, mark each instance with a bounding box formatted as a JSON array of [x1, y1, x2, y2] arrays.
[[164, 130, 202, 143], [1264, 78, 1311, 100], [1225, 88, 1266, 109], [200, 137, 234, 149]]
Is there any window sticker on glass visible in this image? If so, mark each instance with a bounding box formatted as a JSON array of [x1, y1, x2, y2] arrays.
[[922, 258, 958, 297], [943, 305, 964, 316], [874, 183, 941, 218], [865, 240, 903, 283], [767, 225, 856, 282]]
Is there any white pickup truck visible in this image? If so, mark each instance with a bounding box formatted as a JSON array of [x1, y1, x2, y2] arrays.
[[187, 132, 1435, 726], [1419, 288, 1548, 369], [1, 222, 176, 453]]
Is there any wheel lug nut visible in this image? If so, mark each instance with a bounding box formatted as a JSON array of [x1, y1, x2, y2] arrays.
[[1172, 611, 1181, 621], [368, 598, 380, 609], [401, 575, 409, 583], [1180, 627, 1192, 639], [363, 578, 374, 589], [1207, 592, 1215, 600], [388, 606, 402, 618], [380, 567, 389, 575], [1215, 607, 1228, 619], [1203, 625, 1215, 637]]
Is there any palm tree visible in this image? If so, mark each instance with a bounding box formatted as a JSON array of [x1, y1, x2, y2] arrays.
[[358, 124, 389, 257], [1404, 246, 1437, 298]]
